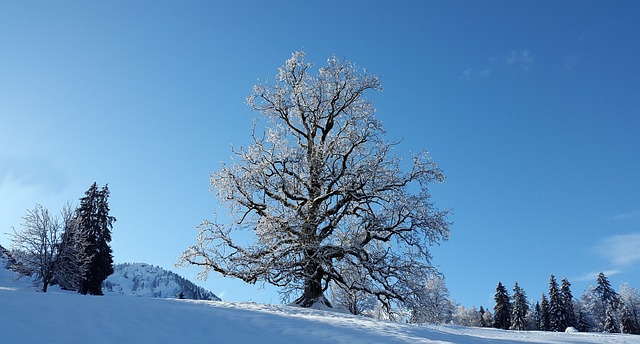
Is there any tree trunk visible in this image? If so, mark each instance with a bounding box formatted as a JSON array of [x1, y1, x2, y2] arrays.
[[293, 274, 332, 308]]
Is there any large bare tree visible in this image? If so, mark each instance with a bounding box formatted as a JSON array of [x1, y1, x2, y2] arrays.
[[180, 51, 450, 308]]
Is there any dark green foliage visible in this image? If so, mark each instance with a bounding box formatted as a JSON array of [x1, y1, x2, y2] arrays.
[[621, 305, 639, 334], [595, 272, 620, 310], [539, 294, 551, 331], [493, 282, 511, 330], [510, 282, 529, 330], [561, 278, 576, 328], [77, 183, 116, 295], [604, 307, 620, 333], [548, 275, 566, 331]]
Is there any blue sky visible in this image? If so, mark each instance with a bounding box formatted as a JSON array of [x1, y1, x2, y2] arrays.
[[1, 1, 639, 308]]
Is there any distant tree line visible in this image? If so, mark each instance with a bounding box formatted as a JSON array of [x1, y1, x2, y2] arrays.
[[7, 182, 115, 295], [453, 273, 639, 334]]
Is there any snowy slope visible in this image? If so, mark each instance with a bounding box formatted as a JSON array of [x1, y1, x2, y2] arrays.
[[1, 256, 639, 344], [104, 262, 220, 300]]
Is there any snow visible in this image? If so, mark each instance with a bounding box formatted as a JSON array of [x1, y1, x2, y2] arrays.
[[2, 260, 640, 343]]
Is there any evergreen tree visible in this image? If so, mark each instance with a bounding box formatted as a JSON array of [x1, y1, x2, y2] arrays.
[[539, 294, 551, 331], [493, 282, 512, 330], [605, 307, 620, 333], [595, 272, 620, 310], [577, 307, 591, 332], [548, 275, 566, 331], [533, 302, 541, 330], [560, 277, 576, 328], [510, 282, 529, 330], [479, 306, 488, 327], [621, 305, 639, 334], [77, 183, 116, 295]]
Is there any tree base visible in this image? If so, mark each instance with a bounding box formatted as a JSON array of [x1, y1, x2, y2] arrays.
[[290, 294, 333, 309]]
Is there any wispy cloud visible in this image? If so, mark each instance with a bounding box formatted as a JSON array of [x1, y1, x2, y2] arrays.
[[505, 50, 534, 71], [574, 269, 622, 282], [598, 233, 640, 266], [460, 49, 534, 80], [613, 209, 640, 220], [459, 68, 492, 80]]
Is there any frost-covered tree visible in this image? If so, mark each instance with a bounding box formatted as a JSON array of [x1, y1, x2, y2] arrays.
[[479, 306, 493, 327], [510, 282, 529, 330], [560, 278, 576, 328], [454, 306, 482, 327], [77, 183, 116, 295], [9, 204, 61, 292], [54, 202, 90, 291], [493, 282, 511, 330], [406, 274, 454, 324], [619, 283, 640, 334], [581, 272, 621, 332], [179, 51, 450, 309], [548, 275, 566, 331], [330, 263, 377, 315], [605, 307, 620, 333]]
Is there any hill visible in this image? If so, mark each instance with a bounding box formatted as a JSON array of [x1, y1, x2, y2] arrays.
[[103, 262, 220, 300], [2, 255, 639, 344]]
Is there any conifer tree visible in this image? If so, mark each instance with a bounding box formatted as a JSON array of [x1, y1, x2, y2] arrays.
[[561, 277, 576, 328], [76, 183, 116, 295], [548, 274, 566, 331], [605, 307, 620, 333], [533, 302, 541, 330], [620, 305, 638, 334], [539, 294, 551, 331], [595, 272, 619, 311], [493, 282, 511, 330], [510, 282, 529, 330]]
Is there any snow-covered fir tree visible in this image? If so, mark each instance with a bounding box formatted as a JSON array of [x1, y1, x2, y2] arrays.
[[605, 307, 620, 333], [581, 272, 620, 332], [539, 294, 551, 331], [510, 282, 529, 331], [493, 282, 511, 330], [548, 275, 566, 331], [560, 277, 576, 328], [620, 305, 639, 334]]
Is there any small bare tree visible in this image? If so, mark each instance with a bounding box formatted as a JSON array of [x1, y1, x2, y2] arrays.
[[10, 204, 61, 292], [180, 51, 450, 309]]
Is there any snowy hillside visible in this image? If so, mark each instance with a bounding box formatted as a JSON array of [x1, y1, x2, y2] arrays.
[[2, 259, 640, 344], [103, 262, 220, 300]]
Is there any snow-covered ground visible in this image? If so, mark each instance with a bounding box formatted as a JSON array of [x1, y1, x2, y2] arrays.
[[2, 264, 640, 343]]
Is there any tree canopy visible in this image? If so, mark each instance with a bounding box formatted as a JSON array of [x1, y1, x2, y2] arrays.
[[180, 51, 450, 308]]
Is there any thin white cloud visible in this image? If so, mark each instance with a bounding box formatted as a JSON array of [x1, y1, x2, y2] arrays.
[[598, 233, 640, 266], [505, 50, 534, 71], [574, 269, 621, 283], [613, 209, 640, 220], [459, 68, 492, 80]]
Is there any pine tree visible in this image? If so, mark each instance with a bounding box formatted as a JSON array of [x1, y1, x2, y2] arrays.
[[621, 305, 639, 334], [605, 307, 620, 333], [595, 272, 620, 310], [493, 282, 512, 330], [510, 282, 529, 330], [77, 183, 116, 295], [539, 294, 551, 331], [561, 278, 576, 328], [548, 275, 566, 331], [479, 306, 488, 327], [533, 302, 541, 330]]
